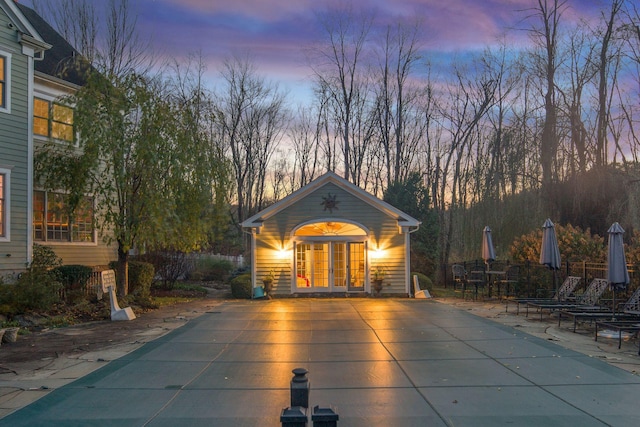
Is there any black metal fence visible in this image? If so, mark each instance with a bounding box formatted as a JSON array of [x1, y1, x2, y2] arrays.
[[443, 260, 640, 299]]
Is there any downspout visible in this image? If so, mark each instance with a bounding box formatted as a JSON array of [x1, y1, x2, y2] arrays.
[[243, 227, 257, 298], [405, 225, 420, 295]]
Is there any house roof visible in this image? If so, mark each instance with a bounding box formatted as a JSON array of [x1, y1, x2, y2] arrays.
[[242, 171, 421, 231], [15, 2, 89, 86], [0, 0, 50, 51]]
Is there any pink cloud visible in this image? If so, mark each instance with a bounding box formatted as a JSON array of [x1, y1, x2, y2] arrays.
[[129, 0, 611, 94]]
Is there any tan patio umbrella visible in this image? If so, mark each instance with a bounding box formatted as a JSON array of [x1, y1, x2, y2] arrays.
[[540, 219, 561, 295], [607, 222, 630, 318], [482, 226, 496, 269]]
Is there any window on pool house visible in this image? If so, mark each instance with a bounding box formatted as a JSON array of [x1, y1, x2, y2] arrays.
[[0, 172, 6, 238], [33, 191, 95, 243], [34, 98, 74, 142], [0, 54, 8, 111]]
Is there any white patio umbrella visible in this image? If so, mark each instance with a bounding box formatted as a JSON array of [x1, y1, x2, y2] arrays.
[[607, 222, 630, 317], [540, 219, 562, 295], [482, 226, 496, 268]]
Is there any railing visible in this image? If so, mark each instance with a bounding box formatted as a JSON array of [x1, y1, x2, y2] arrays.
[[443, 260, 640, 299], [85, 268, 105, 296]]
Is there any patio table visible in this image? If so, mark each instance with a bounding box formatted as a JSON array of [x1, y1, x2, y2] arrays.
[[485, 270, 505, 298], [558, 309, 640, 332], [595, 320, 640, 353]]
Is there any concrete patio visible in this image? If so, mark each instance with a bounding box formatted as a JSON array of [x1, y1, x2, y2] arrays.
[[2, 298, 640, 426]]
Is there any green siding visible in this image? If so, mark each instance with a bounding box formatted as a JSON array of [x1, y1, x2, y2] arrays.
[[0, 6, 31, 274], [46, 243, 116, 267]]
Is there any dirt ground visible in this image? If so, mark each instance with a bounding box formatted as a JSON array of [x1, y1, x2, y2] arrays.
[[0, 285, 231, 370]]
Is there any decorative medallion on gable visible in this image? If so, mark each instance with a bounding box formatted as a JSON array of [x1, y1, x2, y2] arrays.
[[320, 193, 339, 213]]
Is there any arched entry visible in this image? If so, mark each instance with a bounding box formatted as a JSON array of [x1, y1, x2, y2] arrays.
[[292, 220, 368, 293]]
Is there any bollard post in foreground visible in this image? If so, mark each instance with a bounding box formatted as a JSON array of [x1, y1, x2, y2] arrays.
[[311, 405, 339, 427], [290, 367, 310, 408], [280, 406, 307, 427]]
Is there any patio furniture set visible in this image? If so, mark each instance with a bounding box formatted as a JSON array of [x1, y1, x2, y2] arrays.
[[453, 266, 640, 355], [506, 274, 640, 355], [452, 263, 519, 301]]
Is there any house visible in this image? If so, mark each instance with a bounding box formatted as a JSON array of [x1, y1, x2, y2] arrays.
[[241, 172, 421, 297], [0, 0, 115, 279]]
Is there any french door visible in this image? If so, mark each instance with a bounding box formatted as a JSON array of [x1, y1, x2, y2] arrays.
[[295, 241, 365, 292]]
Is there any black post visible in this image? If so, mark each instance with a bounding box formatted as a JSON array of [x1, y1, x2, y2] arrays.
[[280, 407, 307, 427], [291, 368, 310, 409], [312, 405, 339, 427]]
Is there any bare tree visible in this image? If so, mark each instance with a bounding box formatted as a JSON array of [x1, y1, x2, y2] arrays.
[[594, 0, 625, 167], [288, 105, 322, 190], [34, 0, 154, 79], [33, 0, 98, 64], [435, 58, 497, 267], [482, 41, 523, 200], [556, 26, 597, 175], [310, 4, 373, 181], [372, 19, 424, 188], [527, 0, 567, 189], [214, 56, 287, 229]]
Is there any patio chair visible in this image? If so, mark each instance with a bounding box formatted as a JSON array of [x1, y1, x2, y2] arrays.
[[465, 265, 486, 300], [560, 286, 640, 332], [506, 276, 582, 314], [452, 264, 467, 291], [526, 278, 609, 320], [496, 264, 520, 298]]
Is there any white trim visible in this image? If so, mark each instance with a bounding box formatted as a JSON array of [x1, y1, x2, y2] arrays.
[[32, 189, 97, 245], [290, 218, 369, 239], [404, 232, 410, 295], [242, 172, 421, 229], [250, 229, 258, 297], [27, 54, 34, 263], [292, 240, 368, 293], [0, 167, 11, 242], [0, 0, 48, 44], [0, 50, 11, 114]]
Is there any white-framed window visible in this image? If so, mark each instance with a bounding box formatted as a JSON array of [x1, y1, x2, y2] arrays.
[[0, 51, 11, 113], [33, 190, 95, 243], [0, 168, 10, 241], [33, 97, 74, 142]]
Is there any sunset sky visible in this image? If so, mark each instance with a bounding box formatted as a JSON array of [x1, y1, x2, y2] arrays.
[[24, 0, 605, 102]]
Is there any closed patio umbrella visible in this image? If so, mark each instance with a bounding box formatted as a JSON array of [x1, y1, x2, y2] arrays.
[[482, 226, 496, 268], [540, 219, 562, 296], [540, 219, 561, 269], [607, 222, 630, 318]]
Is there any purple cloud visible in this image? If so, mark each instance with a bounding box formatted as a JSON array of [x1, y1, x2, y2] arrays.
[[23, 0, 608, 99]]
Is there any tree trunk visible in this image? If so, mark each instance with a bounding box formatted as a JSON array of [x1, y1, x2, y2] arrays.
[[117, 245, 129, 296]]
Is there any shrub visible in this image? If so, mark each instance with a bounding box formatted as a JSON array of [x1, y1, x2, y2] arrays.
[[128, 261, 155, 300], [54, 265, 93, 289], [510, 223, 606, 263], [230, 273, 252, 299], [189, 257, 235, 282], [9, 268, 62, 312], [54, 265, 93, 303], [136, 250, 191, 289], [1, 245, 64, 313], [31, 244, 63, 271]]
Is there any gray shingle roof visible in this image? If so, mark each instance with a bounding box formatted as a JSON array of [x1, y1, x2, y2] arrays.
[[16, 3, 89, 86]]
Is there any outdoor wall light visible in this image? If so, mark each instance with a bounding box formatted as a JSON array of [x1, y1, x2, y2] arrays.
[[278, 246, 289, 259], [370, 247, 385, 260]]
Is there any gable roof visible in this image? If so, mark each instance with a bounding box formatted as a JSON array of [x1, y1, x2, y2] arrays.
[[0, 0, 51, 53], [242, 171, 421, 231], [16, 2, 89, 86]]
